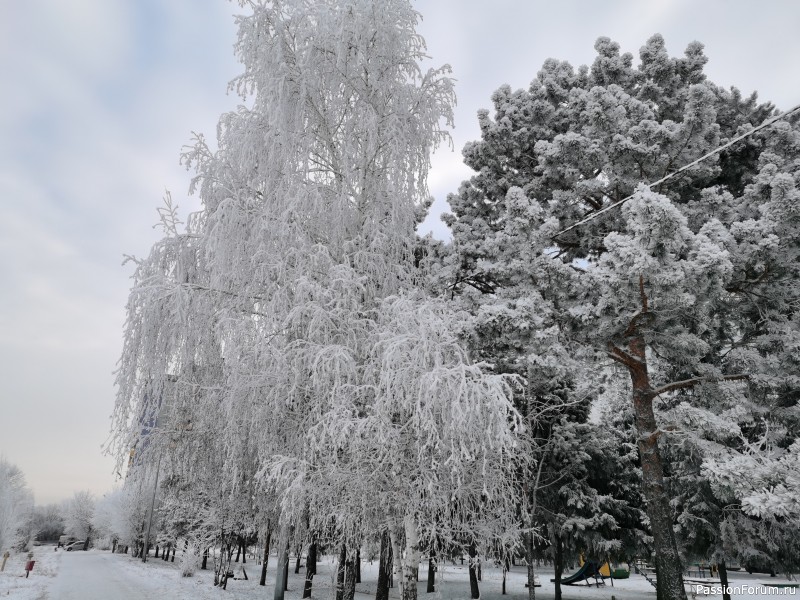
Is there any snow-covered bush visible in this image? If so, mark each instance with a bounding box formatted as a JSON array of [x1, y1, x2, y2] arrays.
[[180, 542, 200, 577]]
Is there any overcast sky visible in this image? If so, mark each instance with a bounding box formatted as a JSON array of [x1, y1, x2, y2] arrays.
[[1, 0, 798, 505]]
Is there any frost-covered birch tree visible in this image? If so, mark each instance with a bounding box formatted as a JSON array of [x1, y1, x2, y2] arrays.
[[0, 459, 33, 553], [112, 2, 524, 599]]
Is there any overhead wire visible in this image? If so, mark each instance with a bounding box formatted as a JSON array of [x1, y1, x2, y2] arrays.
[[552, 102, 800, 241]]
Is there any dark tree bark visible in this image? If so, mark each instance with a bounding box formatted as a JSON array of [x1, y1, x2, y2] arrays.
[[336, 544, 347, 600], [236, 540, 242, 563], [356, 547, 361, 583], [468, 543, 480, 600], [303, 542, 317, 599], [376, 531, 391, 600], [552, 527, 563, 600], [719, 560, 731, 600], [344, 551, 357, 600], [171, 546, 176, 562], [202, 548, 208, 570], [155, 545, 159, 559], [426, 549, 436, 593], [607, 278, 687, 600], [295, 548, 302, 574], [502, 556, 509, 595], [260, 526, 272, 586], [283, 546, 290, 591]]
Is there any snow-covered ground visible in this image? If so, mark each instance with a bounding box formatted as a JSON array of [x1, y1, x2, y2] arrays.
[[2, 545, 797, 599], [0, 545, 61, 600]]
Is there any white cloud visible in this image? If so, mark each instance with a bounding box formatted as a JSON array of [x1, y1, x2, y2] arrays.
[[1, 0, 799, 504]]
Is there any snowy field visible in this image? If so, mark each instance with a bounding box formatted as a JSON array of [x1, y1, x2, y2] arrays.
[[2, 545, 798, 599]]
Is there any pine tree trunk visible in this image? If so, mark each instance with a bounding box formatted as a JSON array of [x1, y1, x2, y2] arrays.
[[552, 527, 563, 600], [718, 560, 731, 600], [426, 548, 436, 593], [376, 531, 391, 600], [632, 358, 686, 600], [303, 542, 316, 599], [260, 526, 271, 586], [609, 282, 687, 600], [273, 525, 290, 600], [468, 542, 480, 599], [612, 324, 686, 600]]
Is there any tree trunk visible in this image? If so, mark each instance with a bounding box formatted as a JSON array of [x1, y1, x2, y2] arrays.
[[273, 525, 290, 600], [502, 556, 509, 595], [468, 542, 480, 600], [631, 357, 686, 600], [295, 548, 302, 574], [376, 530, 391, 600], [356, 547, 361, 583], [155, 545, 159, 559], [283, 545, 290, 591], [426, 549, 436, 593], [337, 544, 347, 600], [236, 540, 241, 563], [552, 527, 563, 600], [344, 549, 357, 600], [260, 526, 272, 586], [608, 282, 687, 600], [402, 516, 421, 600], [303, 542, 317, 599], [202, 547, 208, 570], [524, 531, 536, 600], [171, 546, 176, 562], [718, 560, 731, 600]]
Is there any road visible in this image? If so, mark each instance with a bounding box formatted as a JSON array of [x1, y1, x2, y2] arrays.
[[49, 551, 165, 600]]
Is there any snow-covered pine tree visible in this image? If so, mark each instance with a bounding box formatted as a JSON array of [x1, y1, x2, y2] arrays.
[[444, 34, 799, 600]]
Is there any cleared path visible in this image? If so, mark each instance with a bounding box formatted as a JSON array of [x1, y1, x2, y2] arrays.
[[49, 551, 165, 600]]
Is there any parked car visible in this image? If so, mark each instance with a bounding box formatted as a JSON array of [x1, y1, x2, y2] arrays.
[[58, 535, 77, 548], [65, 541, 86, 552]]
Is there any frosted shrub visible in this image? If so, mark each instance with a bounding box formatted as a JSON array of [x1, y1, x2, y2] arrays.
[[180, 543, 200, 577]]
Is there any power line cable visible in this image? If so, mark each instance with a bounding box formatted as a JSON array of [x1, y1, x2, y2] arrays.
[[553, 102, 800, 240]]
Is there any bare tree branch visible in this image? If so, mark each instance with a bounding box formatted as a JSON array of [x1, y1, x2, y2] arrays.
[[650, 373, 749, 399]]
